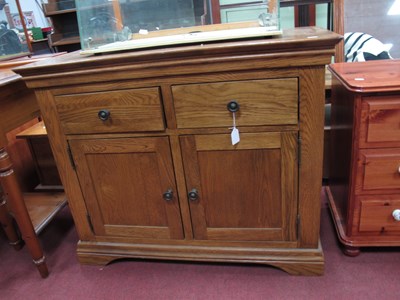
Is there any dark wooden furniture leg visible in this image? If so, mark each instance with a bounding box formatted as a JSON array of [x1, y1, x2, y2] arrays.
[[343, 245, 361, 257], [0, 186, 23, 250], [0, 148, 49, 278]]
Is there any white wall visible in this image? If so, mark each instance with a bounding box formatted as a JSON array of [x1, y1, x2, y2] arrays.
[[345, 0, 400, 58]]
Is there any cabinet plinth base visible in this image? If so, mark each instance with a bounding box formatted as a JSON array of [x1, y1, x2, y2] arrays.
[[326, 186, 400, 255], [76, 241, 324, 276]]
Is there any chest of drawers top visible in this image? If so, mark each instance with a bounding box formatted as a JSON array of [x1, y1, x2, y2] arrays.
[[328, 59, 400, 93], [14, 27, 341, 90]]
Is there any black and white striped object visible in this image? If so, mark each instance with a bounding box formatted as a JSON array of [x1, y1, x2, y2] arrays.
[[344, 32, 393, 62]]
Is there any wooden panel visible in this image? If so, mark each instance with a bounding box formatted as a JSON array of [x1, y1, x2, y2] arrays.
[[359, 198, 400, 232], [0, 80, 40, 146], [333, 0, 344, 62], [328, 76, 356, 236], [55, 87, 164, 134], [195, 132, 281, 150], [17, 121, 62, 186], [25, 192, 67, 234], [28, 137, 62, 186], [173, 78, 298, 129], [360, 97, 400, 145], [69, 137, 183, 240], [297, 66, 325, 248], [180, 132, 298, 242], [357, 149, 400, 192]]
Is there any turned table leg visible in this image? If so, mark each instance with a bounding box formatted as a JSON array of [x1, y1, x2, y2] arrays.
[[0, 148, 49, 278], [0, 186, 23, 250]]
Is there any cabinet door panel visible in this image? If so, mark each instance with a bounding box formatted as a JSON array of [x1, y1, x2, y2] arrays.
[[69, 137, 183, 239], [180, 132, 298, 242]]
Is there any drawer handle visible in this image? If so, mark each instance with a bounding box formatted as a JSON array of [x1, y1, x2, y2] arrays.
[[163, 189, 173, 201], [392, 209, 400, 221], [227, 100, 240, 113], [98, 109, 110, 121], [188, 189, 199, 201]]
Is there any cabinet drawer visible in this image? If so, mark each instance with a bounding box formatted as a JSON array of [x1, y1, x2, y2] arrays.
[[359, 197, 400, 232], [360, 97, 400, 146], [357, 149, 400, 193], [55, 87, 164, 134], [172, 78, 298, 129]]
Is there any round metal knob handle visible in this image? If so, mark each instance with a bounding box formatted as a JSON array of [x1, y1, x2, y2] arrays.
[[392, 209, 400, 221], [163, 189, 173, 201], [227, 101, 240, 113], [98, 109, 110, 121], [188, 189, 199, 201]]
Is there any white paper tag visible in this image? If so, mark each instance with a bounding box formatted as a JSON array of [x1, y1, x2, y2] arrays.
[[231, 127, 240, 145]]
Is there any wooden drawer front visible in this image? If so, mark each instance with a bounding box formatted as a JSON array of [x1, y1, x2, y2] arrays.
[[360, 97, 400, 146], [358, 149, 400, 192], [55, 87, 164, 134], [172, 78, 298, 129], [359, 198, 400, 232]]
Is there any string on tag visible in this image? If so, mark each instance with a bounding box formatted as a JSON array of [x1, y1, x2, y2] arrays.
[[231, 112, 240, 145]]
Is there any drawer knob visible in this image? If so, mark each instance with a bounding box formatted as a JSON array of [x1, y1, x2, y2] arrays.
[[188, 189, 199, 201], [163, 189, 173, 201], [392, 209, 400, 221], [98, 109, 110, 121], [227, 100, 240, 113]]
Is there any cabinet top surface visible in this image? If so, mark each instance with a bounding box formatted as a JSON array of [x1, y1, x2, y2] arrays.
[[328, 59, 400, 93], [14, 27, 340, 78], [0, 53, 65, 86]]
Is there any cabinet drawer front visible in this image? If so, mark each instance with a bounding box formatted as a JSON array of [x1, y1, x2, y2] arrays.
[[357, 149, 400, 193], [360, 97, 400, 146], [172, 78, 298, 129], [359, 198, 400, 232], [55, 87, 164, 134]]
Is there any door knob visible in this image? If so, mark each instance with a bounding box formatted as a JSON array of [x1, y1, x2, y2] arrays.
[[163, 189, 173, 201], [98, 109, 110, 121], [227, 100, 240, 113], [392, 209, 400, 221], [188, 189, 199, 201]]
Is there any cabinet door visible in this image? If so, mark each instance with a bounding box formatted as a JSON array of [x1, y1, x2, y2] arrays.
[[69, 137, 183, 239], [180, 132, 298, 242]]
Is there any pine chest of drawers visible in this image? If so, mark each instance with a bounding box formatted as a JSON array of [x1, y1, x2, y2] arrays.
[[15, 27, 341, 275], [327, 60, 400, 256]]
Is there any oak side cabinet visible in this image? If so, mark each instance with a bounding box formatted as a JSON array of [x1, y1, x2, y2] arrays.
[[327, 60, 400, 256], [15, 27, 341, 275]]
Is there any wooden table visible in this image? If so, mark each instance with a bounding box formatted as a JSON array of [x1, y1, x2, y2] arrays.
[[0, 55, 66, 278]]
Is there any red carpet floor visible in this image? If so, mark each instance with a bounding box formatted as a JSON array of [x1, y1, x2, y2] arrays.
[[1, 188, 400, 299]]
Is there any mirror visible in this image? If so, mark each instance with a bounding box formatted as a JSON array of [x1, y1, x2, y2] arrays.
[[0, 0, 31, 61]]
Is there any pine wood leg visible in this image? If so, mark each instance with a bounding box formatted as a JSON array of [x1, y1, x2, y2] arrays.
[[0, 148, 49, 278], [0, 187, 23, 250]]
